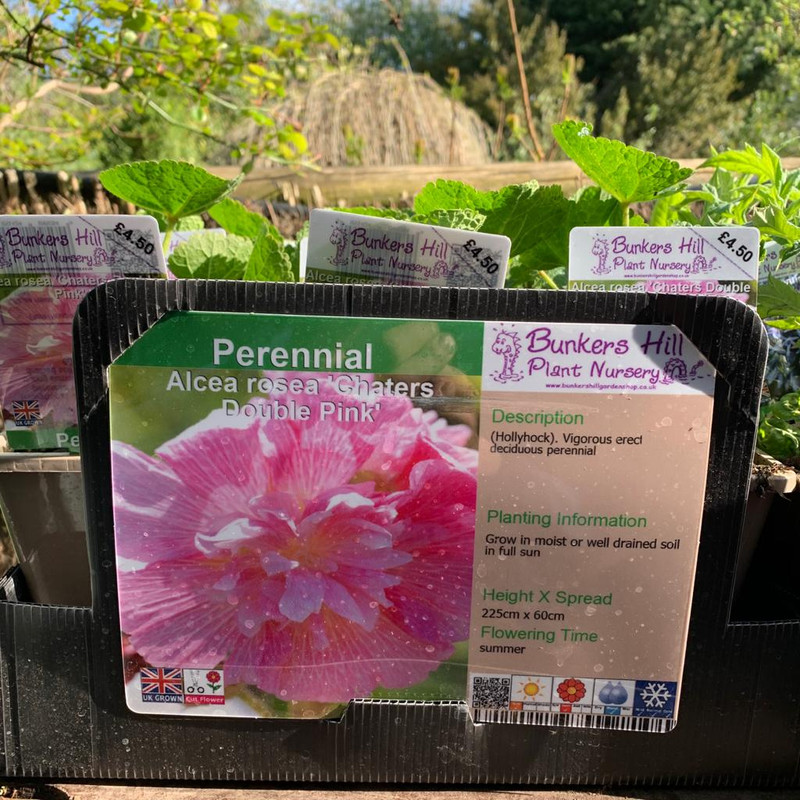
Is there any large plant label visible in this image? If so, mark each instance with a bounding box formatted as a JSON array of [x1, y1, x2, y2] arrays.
[[306, 209, 510, 287], [468, 323, 714, 732], [109, 313, 712, 729], [569, 226, 759, 305], [0, 215, 165, 452]]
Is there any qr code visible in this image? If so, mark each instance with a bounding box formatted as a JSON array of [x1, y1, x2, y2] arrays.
[[471, 675, 511, 709]]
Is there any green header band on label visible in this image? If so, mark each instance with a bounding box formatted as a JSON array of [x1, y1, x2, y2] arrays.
[[112, 311, 486, 377]]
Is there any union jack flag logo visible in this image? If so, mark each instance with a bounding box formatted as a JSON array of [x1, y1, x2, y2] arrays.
[[11, 400, 41, 426], [140, 667, 184, 703]]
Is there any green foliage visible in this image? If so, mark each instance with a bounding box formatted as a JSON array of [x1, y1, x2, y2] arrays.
[[245, 228, 294, 281], [458, 2, 596, 160], [0, 0, 337, 168], [765, 330, 800, 398], [100, 161, 241, 223], [169, 233, 254, 279], [759, 277, 800, 330], [415, 209, 487, 230], [758, 391, 800, 463], [552, 121, 693, 207], [414, 180, 501, 215], [523, 0, 800, 157], [100, 159, 294, 280], [208, 197, 273, 239]]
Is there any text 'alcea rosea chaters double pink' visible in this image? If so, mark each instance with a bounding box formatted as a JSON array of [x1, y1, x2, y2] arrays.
[[113, 375, 477, 703]]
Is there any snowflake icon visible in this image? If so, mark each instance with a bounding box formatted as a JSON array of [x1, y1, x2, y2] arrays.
[[633, 680, 677, 718], [640, 682, 672, 708]]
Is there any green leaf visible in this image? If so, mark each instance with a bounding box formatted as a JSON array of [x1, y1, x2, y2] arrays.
[[99, 161, 243, 223], [764, 317, 800, 331], [502, 186, 619, 282], [413, 179, 510, 215], [339, 207, 411, 220], [552, 120, 693, 205], [244, 229, 293, 281], [759, 275, 800, 322], [650, 192, 686, 227], [753, 208, 800, 245], [137, 211, 204, 232], [480, 184, 569, 258], [168, 232, 253, 279], [176, 215, 204, 231], [208, 197, 270, 239], [703, 144, 781, 184], [414, 208, 486, 230]]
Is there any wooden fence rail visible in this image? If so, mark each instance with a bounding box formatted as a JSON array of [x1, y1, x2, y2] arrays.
[[211, 158, 800, 208], [3, 158, 800, 215]]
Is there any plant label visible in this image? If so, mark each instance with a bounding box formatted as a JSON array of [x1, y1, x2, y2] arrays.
[[569, 226, 759, 305], [305, 209, 510, 287], [0, 215, 165, 452], [469, 322, 714, 733], [760, 241, 800, 287], [109, 312, 712, 732]]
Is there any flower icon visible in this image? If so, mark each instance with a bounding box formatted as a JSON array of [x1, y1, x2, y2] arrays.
[[113, 374, 477, 705], [556, 678, 586, 703], [206, 671, 221, 684]]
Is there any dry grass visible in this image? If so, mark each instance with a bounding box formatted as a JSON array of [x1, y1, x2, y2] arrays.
[[281, 68, 492, 167]]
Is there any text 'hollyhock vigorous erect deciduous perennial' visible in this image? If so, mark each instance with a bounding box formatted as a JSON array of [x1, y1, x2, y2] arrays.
[[112, 374, 477, 704]]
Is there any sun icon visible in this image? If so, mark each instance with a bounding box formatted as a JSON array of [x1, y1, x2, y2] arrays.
[[523, 681, 541, 698]]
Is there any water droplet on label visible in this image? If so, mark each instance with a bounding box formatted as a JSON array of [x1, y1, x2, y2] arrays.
[[593, 664, 603, 673], [634, 586, 643, 593], [585, 605, 597, 616], [121, 738, 129, 745], [244, 619, 256, 630], [425, 645, 436, 653]]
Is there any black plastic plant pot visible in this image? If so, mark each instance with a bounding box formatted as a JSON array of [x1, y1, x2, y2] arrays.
[[0, 280, 797, 786]]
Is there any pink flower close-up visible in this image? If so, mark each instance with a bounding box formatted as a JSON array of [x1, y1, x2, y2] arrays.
[[0, 286, 83, 423], [113, 374, 477, 703]]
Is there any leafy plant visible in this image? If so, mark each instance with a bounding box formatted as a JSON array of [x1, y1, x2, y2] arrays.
[[759, 392, 800, 464], [98, 160, 293, 281], [339, 122, 691, 287], [0, 0, 337, 167], [551, 120, 693, 223]]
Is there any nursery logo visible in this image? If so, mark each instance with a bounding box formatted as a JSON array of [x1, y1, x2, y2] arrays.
[[183, 668, 225, 705], [11, 399, 41, 426], [328, 221, 350, 267], [591, 234, 611, 274], [140, 667, 184, 703], [662, 358, 708, 384], [490, 327, 524, 383], [686, 254, 718, 274]]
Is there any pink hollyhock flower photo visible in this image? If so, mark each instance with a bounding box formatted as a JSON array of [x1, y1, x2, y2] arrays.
[[0, 286, 84, 423], [113, 375, 477, 704]]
